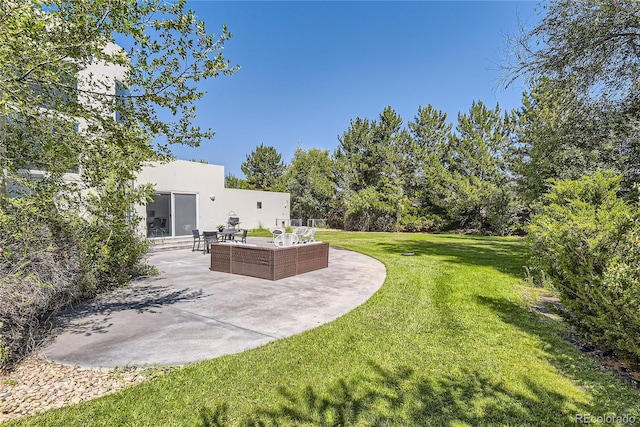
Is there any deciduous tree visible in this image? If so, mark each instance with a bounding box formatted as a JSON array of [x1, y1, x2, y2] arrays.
[[508, 0, 640, 109], [507, 0, 640, 196], [0, 0, 236, 367], [511, 80, 623, 206], [283, 147, 334, 222]]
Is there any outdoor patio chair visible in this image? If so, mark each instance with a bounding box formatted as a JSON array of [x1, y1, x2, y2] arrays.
[[202, 231, 220, 253], [301, 227, 316, 243], [192, 229, 201, 251], [234, 229, 248, 243], [270, 227, 285, 242], [292, 226, 308, 240], [273, 233, 299, 247]]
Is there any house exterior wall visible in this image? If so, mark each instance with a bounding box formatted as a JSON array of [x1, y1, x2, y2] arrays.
[[225, 188, 290, 230], [15, 43, 126, 188], [13, 44, 284, 238], [76, 42, 127, 118], [134, 160, 290, 237], [25, 44, 286, 237]]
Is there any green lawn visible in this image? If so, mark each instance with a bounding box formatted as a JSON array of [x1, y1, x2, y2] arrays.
[[12, 232, 640, 426]]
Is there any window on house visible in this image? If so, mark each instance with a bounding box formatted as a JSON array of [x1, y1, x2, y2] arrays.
[[257, 201, 262, 209]]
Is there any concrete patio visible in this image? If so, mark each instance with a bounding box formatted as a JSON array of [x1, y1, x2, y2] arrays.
[[42, 238, 386, 368]]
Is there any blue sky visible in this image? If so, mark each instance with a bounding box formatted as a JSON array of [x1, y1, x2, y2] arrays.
[[167, 1, 540, 177]]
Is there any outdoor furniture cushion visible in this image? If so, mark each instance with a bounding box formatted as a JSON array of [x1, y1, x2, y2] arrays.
[[269, 227, 285, 242]]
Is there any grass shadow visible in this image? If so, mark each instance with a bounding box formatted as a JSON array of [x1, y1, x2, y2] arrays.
[[198, 360, 585, 426], [374, 234, 527, 277], [476, 295, 640, 414]]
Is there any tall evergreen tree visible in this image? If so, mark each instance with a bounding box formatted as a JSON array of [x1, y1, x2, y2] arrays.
[[241, 144, 285, 191], [402, 105, 453, 227], [450, 101, 511, 184], [225, 173, 249, 189], [333, 106, 406, 231], [445, 101, 520, 232]]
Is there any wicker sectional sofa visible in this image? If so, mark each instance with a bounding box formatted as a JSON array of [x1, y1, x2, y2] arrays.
[[209, 242, 329, 280]]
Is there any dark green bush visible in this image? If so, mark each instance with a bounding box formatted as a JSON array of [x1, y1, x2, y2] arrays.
[[600, 222, 640, 363], [399, 213, 446, 233], [526, 172, 640, 362], [484, 186, 526, 236], [342, 187, 401, 232]]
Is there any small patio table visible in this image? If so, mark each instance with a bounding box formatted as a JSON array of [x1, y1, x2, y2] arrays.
[[219, 228, 238, 241]]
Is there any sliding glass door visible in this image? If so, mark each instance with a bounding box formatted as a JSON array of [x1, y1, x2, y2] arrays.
[[146, 193, 171, 238], [146, 192, 197, 238], [173, 193, 197, 237]]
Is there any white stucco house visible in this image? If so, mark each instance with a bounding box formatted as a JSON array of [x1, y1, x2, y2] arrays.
[[135, 160, 290, 238], [81, 44, 289, 238], [85, 45, 291, 238], [11, 41, 290, 238]]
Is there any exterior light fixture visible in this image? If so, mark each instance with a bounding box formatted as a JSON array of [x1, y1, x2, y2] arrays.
[[209, 195, 216, 202]]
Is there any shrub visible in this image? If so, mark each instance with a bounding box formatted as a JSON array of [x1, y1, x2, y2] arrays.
[[0, 202, 150, 369], [81, 217, 151, 292], [399, 213, 446, 233], [600, 222, 640, 363], [0, 207, 86, 369], [526, 172, 639, 361], [341, 187, 406, 232]]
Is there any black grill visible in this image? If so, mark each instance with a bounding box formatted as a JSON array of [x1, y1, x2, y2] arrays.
[[228, 216, 240, 227]]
